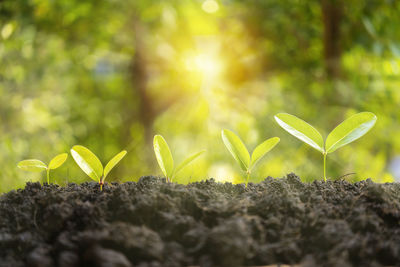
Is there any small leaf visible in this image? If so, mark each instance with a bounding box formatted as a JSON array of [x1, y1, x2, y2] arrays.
[[221, 129, 250, 172], [71, 145, 103, 182], [48, 153, 68, 170], [175, 150, 205, 175], [153, 135, 174, 178], [104, 150, 127, 179], [250, 137, 280, 169], [325, 112, 377, 153], [17, 159, 47, 172], [275, 113, 324, 153]]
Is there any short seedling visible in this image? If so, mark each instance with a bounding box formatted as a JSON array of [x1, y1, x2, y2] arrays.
[[70, 145, 127, 190], [221, 129, 280, 187], [18, 153, 68, 184], [274, 112, 377, 181], [153, 135, 205, 182]]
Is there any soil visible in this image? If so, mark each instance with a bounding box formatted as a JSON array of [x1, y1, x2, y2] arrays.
[[0, 173, 400, 267]]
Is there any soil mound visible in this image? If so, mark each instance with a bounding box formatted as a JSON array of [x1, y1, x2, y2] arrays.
[[1, 174, 400, 267]]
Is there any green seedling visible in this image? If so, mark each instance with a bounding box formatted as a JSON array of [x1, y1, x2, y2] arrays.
[[18, 153, 68, 184], [153, 135, 205, 182], [221, 129, 280, 187], [70, 145, 127, 190], [274, 112, 377, 181]]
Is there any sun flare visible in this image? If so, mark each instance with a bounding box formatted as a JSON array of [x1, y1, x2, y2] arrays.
[[185, 53, 223, 78]]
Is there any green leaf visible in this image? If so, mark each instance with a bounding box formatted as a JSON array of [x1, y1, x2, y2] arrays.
[[325, 112, 377, 153], [70, 145, 103, 182], [221, 129, 250, 172], [175, 150, 205, 175], [104, 150, 127, 179], [17, 159, 47, 172], [250, 137, 280, 169], [275, 113, 324, 153], [48, 153, 68, 170], [153, 135, 174, 178]]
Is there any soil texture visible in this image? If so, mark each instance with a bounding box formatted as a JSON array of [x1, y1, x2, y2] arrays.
[[1, 174, 400, 267]]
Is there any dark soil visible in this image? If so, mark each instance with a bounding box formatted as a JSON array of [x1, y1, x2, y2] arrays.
[[1, 174, 400, 267]]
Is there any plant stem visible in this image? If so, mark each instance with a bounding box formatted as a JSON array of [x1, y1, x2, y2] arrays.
[[245, 171, 250, 187], [46, 169, 50, 184], [100, 176, 104, 191], [323, 153, 327, 182]]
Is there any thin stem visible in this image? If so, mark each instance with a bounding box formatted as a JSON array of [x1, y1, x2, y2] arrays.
[[99, 176, 104, 191], [245, 171, 250, 187], [46, 169, 50, 184], [323, 153, 327, 182]]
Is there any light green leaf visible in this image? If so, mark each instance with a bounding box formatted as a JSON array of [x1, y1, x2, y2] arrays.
[[221, 129, 250, 172], [71, 145, 103, 182], [250, 137, 280, 169], [175, 150, 205, 175], [17, 159, 47, 172], [275, 113, 324, 153], [104, 150, 127, 179], [153, 135, 174, 178], [325, 112, 377, 153], [48, 153, 68, 170]]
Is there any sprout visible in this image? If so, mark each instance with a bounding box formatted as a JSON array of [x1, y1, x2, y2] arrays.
[[153, 135, 205, 182], [70, 145, 127, 190], [221, 129, 280, 187], [275, 112, 377, 181], [18, 153, 68, 184]]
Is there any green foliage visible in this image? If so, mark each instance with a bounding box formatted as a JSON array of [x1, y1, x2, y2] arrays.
[[1, 0, 400, 191], [153, 135, 205, 182], [71, 145, 127, 190], [275, 112, 377, 181], [325, 113, 378, 153], [18, 153, 68, 184], [221, 129, 280, 186], [104, 151, 128, 179]]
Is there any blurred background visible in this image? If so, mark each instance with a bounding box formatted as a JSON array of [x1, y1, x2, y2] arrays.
[[1, 0, 400, 192]]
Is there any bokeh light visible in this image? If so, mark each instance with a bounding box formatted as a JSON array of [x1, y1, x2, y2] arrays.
[[0, 0, 400, 192], [202, 0, 219, 13]]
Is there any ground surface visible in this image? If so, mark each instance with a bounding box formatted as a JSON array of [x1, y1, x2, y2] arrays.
[[0, 174, 400, 267]]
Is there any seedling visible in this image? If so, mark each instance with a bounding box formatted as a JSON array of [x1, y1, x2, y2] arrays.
[[70, 145, 127, 190], [18, 153, 68, 184], [153, 135, 205, 182], [274, 112, 377, 181], [221, 129, 280, 187]]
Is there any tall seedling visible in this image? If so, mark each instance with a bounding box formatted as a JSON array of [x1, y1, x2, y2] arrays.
[[153, 135, 205, 182], [18, 153, 68, 184], [274, 112, 377, 181], [71, 145, 127, 190], [221, 129, 280, 187]]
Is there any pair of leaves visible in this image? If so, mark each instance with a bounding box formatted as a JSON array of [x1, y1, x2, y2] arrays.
[[18, 153, 68, 184], [221, 129, 280, 173], [153, 135, 205, 181], [274, 112, 377, 154], [70, 145, 127, 183], [18, 153, 68, 173]]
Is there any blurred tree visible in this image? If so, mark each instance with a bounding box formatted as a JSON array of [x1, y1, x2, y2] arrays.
[[0, 0, 399, 192]]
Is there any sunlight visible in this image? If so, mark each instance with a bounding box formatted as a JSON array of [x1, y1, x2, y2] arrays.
[[185, 53, 222, 78], [202, 0, 219, 14]]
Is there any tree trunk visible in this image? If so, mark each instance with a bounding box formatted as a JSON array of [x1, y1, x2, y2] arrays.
[[321, 0, 342, 79], [123, 17, 155, 145]]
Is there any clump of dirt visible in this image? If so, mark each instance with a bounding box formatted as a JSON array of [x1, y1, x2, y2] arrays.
[[0, 173, 400, 267]]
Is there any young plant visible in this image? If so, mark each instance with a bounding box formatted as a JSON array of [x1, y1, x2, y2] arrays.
[[274, 112, 377, 181], [70, 145, 127, 190], [18, 153, 68, 184], [221, 129, 280, 187], [153, 135, 205, 182]]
